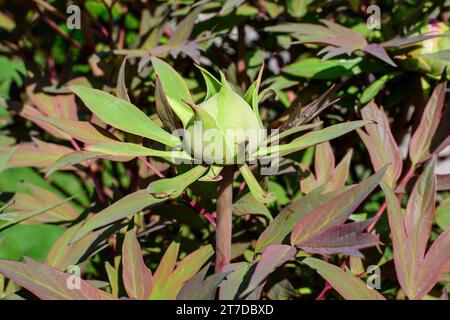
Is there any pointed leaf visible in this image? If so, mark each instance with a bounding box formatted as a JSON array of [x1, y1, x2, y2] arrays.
[[297, 219, 379, 258], [238, 164, 275, 203], [151, 57, 194, 127], [291, 166, 387, 245], [70, 86, 180, 148], [72, 190, 167, 243], [239, 244, 296, 298], [147, 165, 208, 199], [358, 102, 403, 187], [409, 80, 447, 165], [304, 258, 385, 300], [177, 263, 228, 300], [0, 257, 108, 300], [122, 228, 153, 299]]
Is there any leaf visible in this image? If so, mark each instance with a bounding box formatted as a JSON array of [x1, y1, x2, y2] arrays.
[[151, 57, 194, 127], [147, 165, 208, 199], [232, 192, 272, 222], [327, 148, 353, 191], [116, 56, 130, 103], [37, 116, 116, 145], [257, 120, 371, 158], [0, 147, 14, 172], [304, 258, 385, 300], [239, 244, 296, 298], [238, 164, 275, 203], [1, 185, 80, 226], [291, 166, 387, 245], [86, 141, 191, 161], [409, 79, 447, 165], [314, 141, 335, 184], [46, 151, 108, 178], [255, 185, 331, 252], [150, 244, 213, 299], [359, 73, 397, 104], [196, 65, 222, 100], [176, 263, 228, 300], [155, 77, 182, 132], [405, 159, 436, 264], [0, 257, 109, 300], [70, 86, 180, 148], [2, 139, 72, 169], [382, 158, 450, 299], [72, 190, 167, 243], [220, 0, 246, 14], [122, 228, 153, 299], [219, 262, 250, 300], [283, 57, 363, 79], [45, 223, 113, 270], [296, 219, 379, 258], [357, 102, 403, 187], [278, 85, 337, 132], [170, 6, 202, 47]]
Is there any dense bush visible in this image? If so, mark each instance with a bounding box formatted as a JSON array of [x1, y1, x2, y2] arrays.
[[0, 0, 449, 300]]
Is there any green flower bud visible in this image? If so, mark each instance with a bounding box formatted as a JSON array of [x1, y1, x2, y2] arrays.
[[183, 73, 265, 164]]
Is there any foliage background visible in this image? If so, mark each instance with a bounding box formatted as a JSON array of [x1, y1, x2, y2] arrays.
[[0, 0, 449, 300]]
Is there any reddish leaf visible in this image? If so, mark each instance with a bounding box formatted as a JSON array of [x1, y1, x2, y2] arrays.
[[409, 79, 447, 165], [357, 102, 403, 187], [291, 167, 387, 246], [122, 228, 153, 299], [0, 257, 112, 300], [296, 219, 379, 258]]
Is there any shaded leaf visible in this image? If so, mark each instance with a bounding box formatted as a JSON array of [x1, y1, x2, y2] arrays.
[[240, 244, 296, 298], [72, 190, 167, 243]]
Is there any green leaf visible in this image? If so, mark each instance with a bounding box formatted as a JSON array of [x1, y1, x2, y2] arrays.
[[238, 164, 275, 204], [151, 57, 194, 127], [196, 65, 222, 100], [70, 86, 180, 148], [360, 73, 397, 104], [257, 120, 370, 158], [283, 57, 363, 79], [86, 141, 192, 161], [304, 258, 385, 300], [45, 223, 112, 270], [147, 165, 208, 199], [46, 151, 108, 178], [72, 190, 167, 243], [150, 244, 213, 299], [233, 192, 273, 223]]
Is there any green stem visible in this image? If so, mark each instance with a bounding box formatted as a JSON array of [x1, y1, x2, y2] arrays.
[[215, 166, 235, 273]]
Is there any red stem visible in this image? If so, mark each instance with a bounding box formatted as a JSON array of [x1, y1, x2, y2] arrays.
[[215, 166, 235, 273]]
